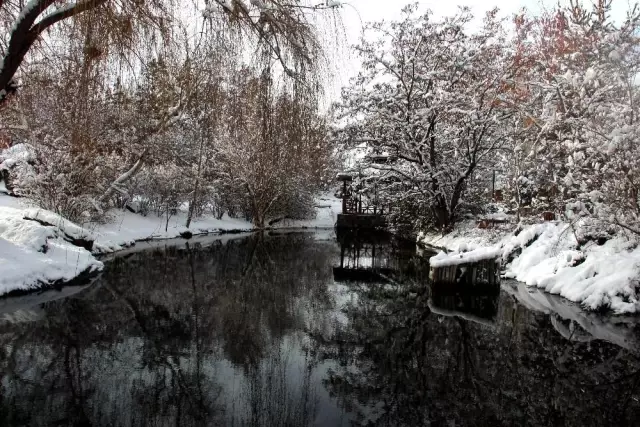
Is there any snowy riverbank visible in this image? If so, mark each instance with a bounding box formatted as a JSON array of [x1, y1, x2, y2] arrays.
[[420, 220, 640, 314], [0, 193, 341, 296], [0, 197, 101, 295]]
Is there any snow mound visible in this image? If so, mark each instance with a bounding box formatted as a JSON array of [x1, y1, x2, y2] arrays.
[[0, 143, 35, 168], [0, 203, 102, 294], [0, 143, 36, 194], [504, 224, 640, 314], [500, 223, 552, 263], [422, 220, 640, 314], [24, 208, 94, 242]]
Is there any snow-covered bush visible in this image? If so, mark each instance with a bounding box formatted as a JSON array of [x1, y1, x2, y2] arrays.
[[1, 141, 115, 223], [504, 1, 640, 234], [25, 143, 121, 223], [0, 143, 36, 195], [130, 164, 191, 218]]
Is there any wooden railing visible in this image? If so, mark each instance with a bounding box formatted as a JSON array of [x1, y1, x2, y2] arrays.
[[338, 178, 390, 216], [342, 195, 389, 215]]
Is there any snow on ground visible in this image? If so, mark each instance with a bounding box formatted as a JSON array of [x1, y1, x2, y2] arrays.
[[418, 219, 511, 252], [0, 201, 102, 295], [24, 207, 94, 242], [503, 223, 640, 314], [272, 194, 341, 229], [430, 246, 500, 268], [92, 193, 341, 252], [421, 220, 640, 314], [90, 209, 253, 253], [0, 192, 342, 296]]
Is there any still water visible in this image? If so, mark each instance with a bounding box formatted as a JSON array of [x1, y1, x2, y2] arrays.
[[0, 231, 639, 426]]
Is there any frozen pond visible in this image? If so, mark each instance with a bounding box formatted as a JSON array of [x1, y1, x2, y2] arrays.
[[0, 231, 639, 426]]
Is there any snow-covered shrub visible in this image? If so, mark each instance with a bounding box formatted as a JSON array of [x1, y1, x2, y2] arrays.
[[131, 164, 191, 218], [24, 143, 119, 223], [1, 141, 117, 223], [504, 1, 640, 232], [0, 143, 36, 195]]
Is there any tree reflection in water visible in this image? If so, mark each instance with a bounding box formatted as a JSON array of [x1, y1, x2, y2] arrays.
[[0, 231, 638, 426], [320, 270, 640, 426], [0, 233, 340, 426]]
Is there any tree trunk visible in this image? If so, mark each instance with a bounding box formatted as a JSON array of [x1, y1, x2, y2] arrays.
[[186, 134, 206, 229], [96, 151, 146, 207], [432, 196, 450, 234], [186, 180, 200, 229], [0, 0, 108, 105]]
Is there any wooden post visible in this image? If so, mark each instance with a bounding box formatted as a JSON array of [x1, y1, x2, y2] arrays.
[[342, 179, 348, 214], [374, 184, 378, 215], [371, 243, 376, 269]]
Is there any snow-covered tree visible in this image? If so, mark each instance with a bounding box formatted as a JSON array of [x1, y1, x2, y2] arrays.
[[214, 68, 333, 227], [505, 0, 640, 234], [335, 5, 512, 232]]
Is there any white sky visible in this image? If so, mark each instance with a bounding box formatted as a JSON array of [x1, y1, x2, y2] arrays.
[[326, 0, 631, 103]]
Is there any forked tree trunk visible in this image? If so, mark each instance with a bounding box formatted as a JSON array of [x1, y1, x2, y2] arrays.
[[96, 151, 146, 207]]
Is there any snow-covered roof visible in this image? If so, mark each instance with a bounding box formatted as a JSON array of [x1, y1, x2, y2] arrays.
[[430, 247, 500, 268]]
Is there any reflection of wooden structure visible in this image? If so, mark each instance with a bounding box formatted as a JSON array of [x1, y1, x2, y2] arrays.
[[430, 259, 500, 286], [333, 231, 400, 282], [336, 174, 387, 230], [429, 282, 500, 326]]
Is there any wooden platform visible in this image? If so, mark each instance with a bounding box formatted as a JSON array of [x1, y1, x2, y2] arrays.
[[336, 213, 386, 230], [429, 282, 500, 326], [430, 259, 500, 286], [333, 267, 395, 283]]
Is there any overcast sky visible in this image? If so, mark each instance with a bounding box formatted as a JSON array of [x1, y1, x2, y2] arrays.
[[326, 0, 631, 103]]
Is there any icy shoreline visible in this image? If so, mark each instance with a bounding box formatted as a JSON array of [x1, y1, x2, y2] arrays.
[[0, 194, 341, 297], [420, 220, 640, 314]]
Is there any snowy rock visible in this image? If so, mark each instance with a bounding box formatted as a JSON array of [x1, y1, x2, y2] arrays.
[[0, 201, 102, 294], [23, 208, 95, 250], [0, 143, 36, 195]]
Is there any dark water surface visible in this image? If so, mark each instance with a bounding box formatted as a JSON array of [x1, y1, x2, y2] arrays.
[[0, 231, 639, 426]]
